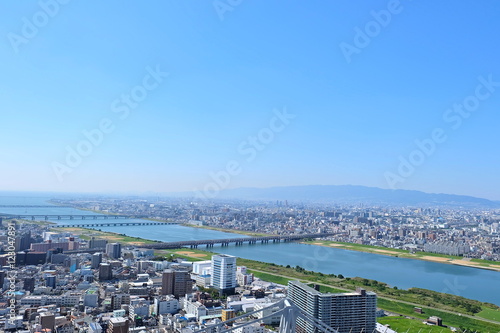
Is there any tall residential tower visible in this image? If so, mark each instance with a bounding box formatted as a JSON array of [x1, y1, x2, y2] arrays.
[[288, 281, 376, 333], [211, 254, 237, 295]]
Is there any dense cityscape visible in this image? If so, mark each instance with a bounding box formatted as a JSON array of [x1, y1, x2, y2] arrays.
[[3, 1, 500, 332], [0, 215, 379, 333], [0, 197, 499, 332], [54, 197, 500, 261]]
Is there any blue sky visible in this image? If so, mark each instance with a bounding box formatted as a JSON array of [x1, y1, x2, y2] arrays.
[[1, 0, 500, 199]]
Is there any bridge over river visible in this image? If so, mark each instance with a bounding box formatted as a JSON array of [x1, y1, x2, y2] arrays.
[[53, 221, 180, 228], [141, 233, 335, 249]]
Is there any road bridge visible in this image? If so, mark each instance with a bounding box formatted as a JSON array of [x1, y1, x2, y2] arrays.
[[142, 233, 334, 249], [53, 221, 179, 228]]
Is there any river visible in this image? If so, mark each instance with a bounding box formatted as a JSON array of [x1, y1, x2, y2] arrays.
[[1, 193, 499, 305]]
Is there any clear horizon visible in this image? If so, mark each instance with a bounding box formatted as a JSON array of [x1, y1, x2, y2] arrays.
[[2, 1, 500, 200], [0, 184, 498, 203]]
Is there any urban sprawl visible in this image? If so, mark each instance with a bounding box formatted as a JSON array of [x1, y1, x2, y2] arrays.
[[0, 197, 499, 333]]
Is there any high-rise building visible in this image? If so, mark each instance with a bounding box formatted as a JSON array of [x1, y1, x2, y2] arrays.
[[46, 248, 63, 263], [99, 263, 113, 281], [89, 237, 108, 249], [211, 254, 237, 295], [91, 252, 102, 269], [0, 271, 5, 289], [15, 231, 31, 251], [45, 275, 56, 289], [23, 277, 35, 292], [70, 257, 80, 273], [106, 243, 122, 259], [288, 281, 376, 333], [162, 269, 193, 298], [40, 312, 56, 332]]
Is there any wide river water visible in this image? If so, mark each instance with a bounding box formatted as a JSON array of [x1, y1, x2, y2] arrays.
[[1, 194, 499, 305]]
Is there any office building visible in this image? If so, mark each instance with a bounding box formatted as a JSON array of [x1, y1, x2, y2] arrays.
[[106, 243, 122, 259], [89, 237, 108, 249], [45, 275, 56, 289], [0, 271, 5, 289], [162, 269, 193, 298], [40, 312, 56, 332], [288, 281, 376, 333], [16, 251, 46, 266], [15, 231, 32, 251], [211, 254, 237, 295], [23, 277, 35, 292], [91, 252, 102, 269], [99, 263, 113, 281]]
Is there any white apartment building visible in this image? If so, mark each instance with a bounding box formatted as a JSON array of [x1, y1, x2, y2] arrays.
[[211, 254, 237, 295]]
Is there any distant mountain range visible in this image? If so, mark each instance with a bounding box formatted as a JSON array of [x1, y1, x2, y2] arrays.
[[192, 185, 499, 208]]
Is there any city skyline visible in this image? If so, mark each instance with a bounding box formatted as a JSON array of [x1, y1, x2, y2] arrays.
[[2, 1, 500, 200]]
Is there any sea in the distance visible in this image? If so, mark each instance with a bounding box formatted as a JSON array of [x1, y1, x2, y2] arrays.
[[1, 193, 499, 306]]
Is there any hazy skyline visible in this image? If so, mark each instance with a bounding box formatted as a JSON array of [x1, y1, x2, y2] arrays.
[[2, 1, 500, 200]]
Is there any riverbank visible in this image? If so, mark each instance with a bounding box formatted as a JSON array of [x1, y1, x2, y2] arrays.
[[156, 247, 500, 332], [304, 240, 500, 273], [23, 217, 500, 331], [183, 224, 270, 237], [25, 211, 500, 273], [45, 224, 159, 245]]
